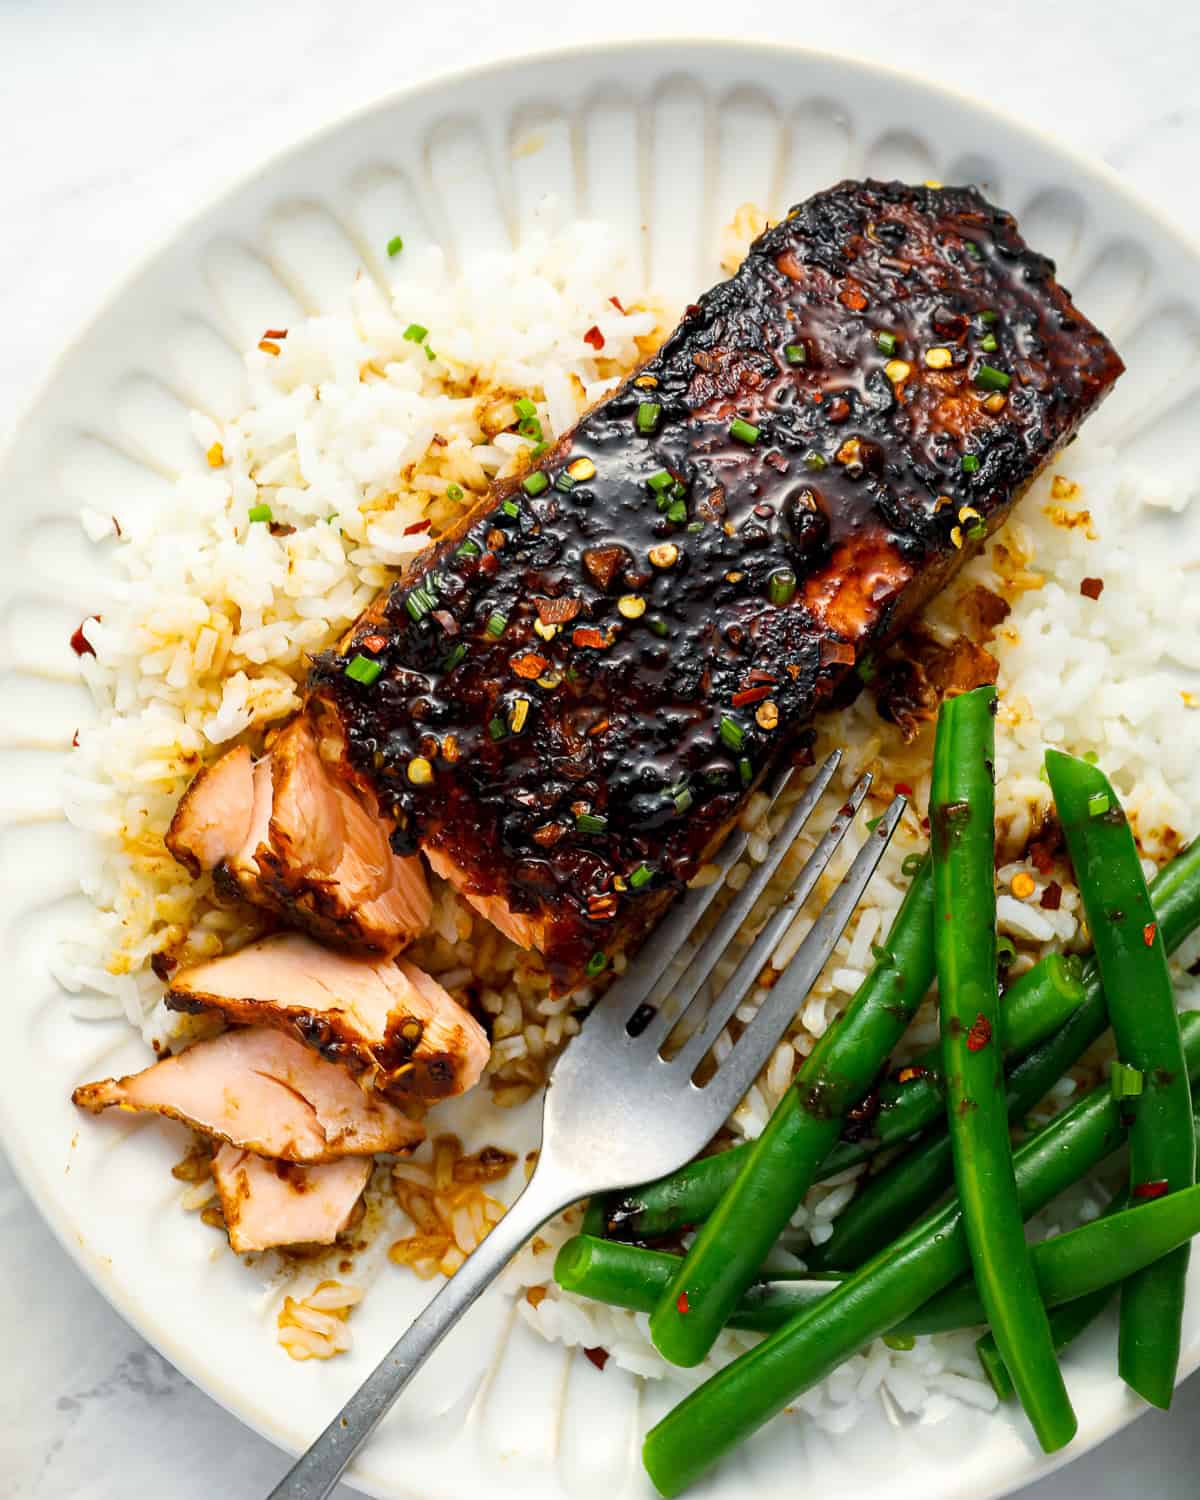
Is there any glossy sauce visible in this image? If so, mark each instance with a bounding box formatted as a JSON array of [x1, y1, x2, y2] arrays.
[[311, 181, 1123, 991]]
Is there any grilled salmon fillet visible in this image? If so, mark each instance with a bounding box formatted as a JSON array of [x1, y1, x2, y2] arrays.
[[72, 1026, 425, 1162], [307, 180, 1123, 993], [165, 933, 490, 1102], [167, 717, 431, 955], [212, 1145, 371, 1253]]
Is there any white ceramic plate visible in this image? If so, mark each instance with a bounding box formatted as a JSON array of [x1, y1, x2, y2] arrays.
[[3, 37, 1199, 1500]]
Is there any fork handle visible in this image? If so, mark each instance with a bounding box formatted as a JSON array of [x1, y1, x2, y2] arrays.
[[267, 1171, 574, 1500]]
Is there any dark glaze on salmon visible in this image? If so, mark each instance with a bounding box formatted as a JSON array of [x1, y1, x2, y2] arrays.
[[310, 180, 1124, 993]]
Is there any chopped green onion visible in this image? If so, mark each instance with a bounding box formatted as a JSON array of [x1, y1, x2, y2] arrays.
[[488, 716, 507, 741], [344, 653, 383, 686], [519, 416, 543, 440], [1087, 791, 1111, 818], [768, 568, 797, 607], [980, 333, 998, 353], [961, 453, 981, 474], [530, 441, 548, 458], [901, 853, 925, 877], [522, 471, 549, 497], [866, 815, 882, 832], [455, 538, 481, 559], [446, 483, 464, 503], [784, 343, 807, 366], [876, 331, 898, 355], [485, 610, 508, 638], [730, 417, 760, 446], [403, 323, 428, 343], [667, 499, 688, 524], [648, 617, 670, 638], [803, 449, 828, 471], [975, 363, 1011, 392], [686, 521, 704, 534], [673, 784, 693, 814], [576, 812, 608, 835], [963, 241, 982, 260], [248, 503, 272, 524], [386, 235, 404, 257], [738, 757, 754, 786], [980, 309, 998, 325], [442, 642, 467, 671], [500, 498, 521, 519], [647, 470, 675, 494], [884, 1334, 916, 1352], [554, 472, 577, 493], [629, 863, 655, 890], [514, 397, 537, 420], [637, 401, 662, 435], [671, 480, 687, 500], [997, 934, 1017, 965], [586, 951, 609, 977], [719, 716, 744, 751], [405, 584, 437, 622], [966, 521, 987, 542], [424, 346, 437, 362], [1111, 1061, 1145, 1100]]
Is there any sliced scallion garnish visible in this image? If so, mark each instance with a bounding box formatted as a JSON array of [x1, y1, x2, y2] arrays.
[[345, 653, 383, 686]]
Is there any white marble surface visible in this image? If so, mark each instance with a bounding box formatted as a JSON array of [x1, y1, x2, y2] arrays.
[[3, 0, 1200, 1493]]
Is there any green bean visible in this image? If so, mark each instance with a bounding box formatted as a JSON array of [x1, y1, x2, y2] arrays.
[[600, 835, 1200, 1245], [1046, 750, 1196, 1410], [975, 1187, 1131, 1401], [812, 978, 1117, 1271], [932, 687, 1074, 1451], [559, 1170, 1200, 1337], [820, 952, 1085, 1175], [647, 858, 937, 1367], [641, 1011, 1200, 1499]]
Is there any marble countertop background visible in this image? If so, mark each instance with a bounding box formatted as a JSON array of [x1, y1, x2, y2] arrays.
[[3, 0, 1200, 1493]]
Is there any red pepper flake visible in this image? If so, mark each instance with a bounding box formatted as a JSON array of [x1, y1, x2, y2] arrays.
[[583, 325, 605, 351], [732, 685, 772, 708], [511, 651, 549, 680], [896, 1065, 928, 1084], [746, 668, 778, 686], [1143, 922, 1158, 947], [819, 638, 855, 668], [360, 634, 388, 654], [966, 1013, 993, 1052], [534, 595, 582, 625], [676, 1291, 690, 1315], [70, 616, 100, 657], [1040, 880, 1063, 911], [1133, 1179, 1170, 1201], [572, 626, 611, 650], [826, 396, 851, 423], [609, 296, 626, 314], [583, 1346, 610, 1372], [71, 729, 80, 748], [262, 328, 288, 340], [1080, 577, 1104, 600], [403, 518, 432, 536], [839, 285, 869, 311], [895, 782, 914, 798]]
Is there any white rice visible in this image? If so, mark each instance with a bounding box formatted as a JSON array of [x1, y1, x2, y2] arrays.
[[56, 200, 1200, 1436]]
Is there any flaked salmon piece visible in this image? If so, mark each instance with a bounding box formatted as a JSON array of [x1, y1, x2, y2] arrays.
[[166, 933, 489, 1101], [165, 744, 255, 878], [422, 843, 546, 952], [71, 1026, 424, 1161], [212, 1144, 370, 1253], [170, 717, 431, 956]]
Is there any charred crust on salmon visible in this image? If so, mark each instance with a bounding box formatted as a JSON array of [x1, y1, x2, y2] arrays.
[[308, 180, 1122, 992]]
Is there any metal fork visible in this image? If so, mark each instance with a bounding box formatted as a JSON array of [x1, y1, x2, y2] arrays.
[[268, 754, 906, 1500]]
